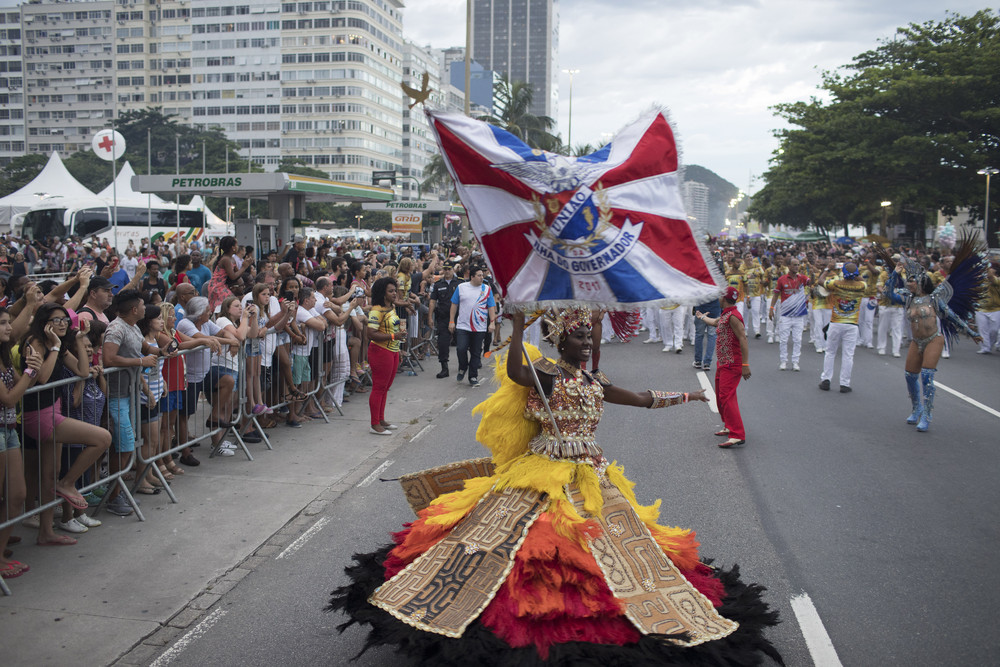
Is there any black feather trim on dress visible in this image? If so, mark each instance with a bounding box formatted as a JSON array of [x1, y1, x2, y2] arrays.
[[326, 544, 784, 667]]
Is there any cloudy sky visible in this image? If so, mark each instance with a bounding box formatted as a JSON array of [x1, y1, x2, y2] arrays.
[[403, 0, 990, 191]]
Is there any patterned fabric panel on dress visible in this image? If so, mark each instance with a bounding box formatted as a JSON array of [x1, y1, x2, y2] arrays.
[[369, 485, 546, 637], [524, 372, 604, 460], [567, 481, 739, 646]]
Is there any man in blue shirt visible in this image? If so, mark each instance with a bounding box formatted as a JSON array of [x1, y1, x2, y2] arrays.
[[186, 250, 212, 295]]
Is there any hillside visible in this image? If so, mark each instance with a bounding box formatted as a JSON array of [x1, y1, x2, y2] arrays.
[[681, 164, 739, 231]]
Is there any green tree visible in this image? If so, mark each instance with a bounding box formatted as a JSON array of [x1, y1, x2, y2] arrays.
[[0, 153, 48, 196], [422, 153, 457, 202], [478, 74, 561, 151], [750, 10, 1000, 243]]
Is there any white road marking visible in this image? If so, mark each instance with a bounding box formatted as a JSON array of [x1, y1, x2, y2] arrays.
[[356, 460, 395, 488], [936, 381, 1000, 419], [410, 424, 435, 442], [276, 516, 332, 560], [790, 592, 843, 667], [149, 608, 227, 667], [696, 371, 718, 413], [445, 397, 466, 412]]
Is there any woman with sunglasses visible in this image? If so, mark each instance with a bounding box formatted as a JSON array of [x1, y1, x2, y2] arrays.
[[20, 303, 111, 546]]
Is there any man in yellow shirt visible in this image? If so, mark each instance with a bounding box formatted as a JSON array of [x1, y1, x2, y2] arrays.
[[806, 256, 832, 353], [817, 261, 866, 392], [975, 261, 1000, 354], [876, 260, 904, 357], [857, 256, 881, 349], [741, 253, 766, 339], [725, 259, 746, 321]]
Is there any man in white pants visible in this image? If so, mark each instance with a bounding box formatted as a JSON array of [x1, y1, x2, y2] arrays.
[[741, 253, 766, 339], [659, 305, 686, 353], [642, 306, 661, 344], [856, 257, 880, 348], [817, 262, 866, 393], [975, 262, 1000, 353], [809, 259, 833, 353], [875, 259, 904, 357], [770, 257, 809, 371]]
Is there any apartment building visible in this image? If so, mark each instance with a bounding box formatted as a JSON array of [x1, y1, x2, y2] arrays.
[[5, 0, 407, 187]]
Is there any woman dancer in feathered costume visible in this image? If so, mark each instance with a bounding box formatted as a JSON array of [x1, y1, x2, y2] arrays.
[[328, 307, 782, 665], [876, 235, 986, 431]]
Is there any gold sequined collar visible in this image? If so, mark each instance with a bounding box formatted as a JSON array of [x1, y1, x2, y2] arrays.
[[556, 358, 583, 379]]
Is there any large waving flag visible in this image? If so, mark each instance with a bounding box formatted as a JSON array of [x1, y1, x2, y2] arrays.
[[428, 107, 724, 310]]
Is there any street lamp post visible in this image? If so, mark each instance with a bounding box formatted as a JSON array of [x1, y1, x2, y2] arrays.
[[977, 167, 998, 243], [562, 68, 579, 151], [355, 214, 363, 231], [880, 200, 892, 237]]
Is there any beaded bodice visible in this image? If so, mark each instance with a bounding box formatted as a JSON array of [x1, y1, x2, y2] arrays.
[[525, 370, 604, 461]]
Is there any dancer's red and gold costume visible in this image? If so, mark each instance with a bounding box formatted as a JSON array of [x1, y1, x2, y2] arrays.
[[329, 344, 781, 666]]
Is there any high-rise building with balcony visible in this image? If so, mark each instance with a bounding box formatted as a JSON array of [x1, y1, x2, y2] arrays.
[[4, 0, 406, 186], [681, 180, 710, 236], [470, 0, 558, 121]]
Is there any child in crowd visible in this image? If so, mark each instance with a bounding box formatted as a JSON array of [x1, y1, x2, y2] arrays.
[[57, 320, 107, 534], [137, 305, 165, 493], [156, 302, 189, 474]]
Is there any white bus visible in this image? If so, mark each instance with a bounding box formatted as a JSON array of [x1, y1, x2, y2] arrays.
[[17, 195, 207, 247]]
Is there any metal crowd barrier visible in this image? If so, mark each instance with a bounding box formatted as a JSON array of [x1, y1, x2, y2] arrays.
[[0, 311, 434, 595], [1, 366, 136, 595]]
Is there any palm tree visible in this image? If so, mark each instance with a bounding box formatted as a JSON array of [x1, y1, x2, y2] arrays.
[[478, 75, 561, 151], [422, 153, 458, 202]]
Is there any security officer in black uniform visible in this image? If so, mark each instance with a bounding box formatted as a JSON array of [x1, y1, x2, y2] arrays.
[[427, 261, 464, 378]]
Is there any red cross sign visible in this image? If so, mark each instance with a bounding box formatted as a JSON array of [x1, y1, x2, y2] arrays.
[[92, 129, 125, 161]]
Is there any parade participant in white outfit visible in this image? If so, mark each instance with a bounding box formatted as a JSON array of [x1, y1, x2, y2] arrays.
[[877, 261, 905, 357], [856, 257, 880, 349], [659, 304, 686, 354], [975, 261, 1000, 353], [642, 306, 661, 344], [770, 257, 809, 371]]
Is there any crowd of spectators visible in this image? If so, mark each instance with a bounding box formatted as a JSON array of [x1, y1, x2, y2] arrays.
[[0, 230, 499, 581]]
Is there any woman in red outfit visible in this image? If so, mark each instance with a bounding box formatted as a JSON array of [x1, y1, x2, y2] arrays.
[[697, 286, 751, 447]]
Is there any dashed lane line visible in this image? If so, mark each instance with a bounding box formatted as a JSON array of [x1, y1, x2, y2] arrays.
[[696, 371, 719, 413], [275, 516, 332, 560], [356, 460, 395, 488], [149, 608, 228, 667], [936, 380, 1000, 419], [790, 592, 843, 667]]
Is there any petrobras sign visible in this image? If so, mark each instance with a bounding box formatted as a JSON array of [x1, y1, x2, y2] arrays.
[[392, 210, 423, 234], [361, 201, 457, 212], [132, 173, 286, 193]]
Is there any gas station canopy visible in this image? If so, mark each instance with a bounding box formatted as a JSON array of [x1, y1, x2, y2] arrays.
[[131, 172, 395, 247]]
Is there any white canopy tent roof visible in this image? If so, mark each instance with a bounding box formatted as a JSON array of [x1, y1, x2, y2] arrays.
[[97, 162, 169, 205], [0, 151, 95, 230], [188, 195, 229, 238]]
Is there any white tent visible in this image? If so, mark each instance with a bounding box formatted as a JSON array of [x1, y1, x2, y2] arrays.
[[0, 151, 95, 230], [97, 162, 169, 205], [188, 195, 229, 238]]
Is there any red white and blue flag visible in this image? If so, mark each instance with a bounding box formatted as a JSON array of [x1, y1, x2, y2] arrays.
[[427, 107, 724, 310]]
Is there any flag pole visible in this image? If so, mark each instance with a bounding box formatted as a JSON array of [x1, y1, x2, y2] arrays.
[[146, 128, 152, 247]]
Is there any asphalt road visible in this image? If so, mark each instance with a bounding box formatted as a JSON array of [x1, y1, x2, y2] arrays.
[[146, 330, 999, 667]]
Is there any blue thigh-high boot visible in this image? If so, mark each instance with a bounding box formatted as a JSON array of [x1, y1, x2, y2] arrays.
[[905, 371, 921, 424], [917, 368, 936, 432]]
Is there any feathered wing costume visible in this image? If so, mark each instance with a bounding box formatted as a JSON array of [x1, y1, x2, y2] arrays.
[[872, 233, 987, 430], [872, 232, 987, 348], [328, 345, 782, 666]]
